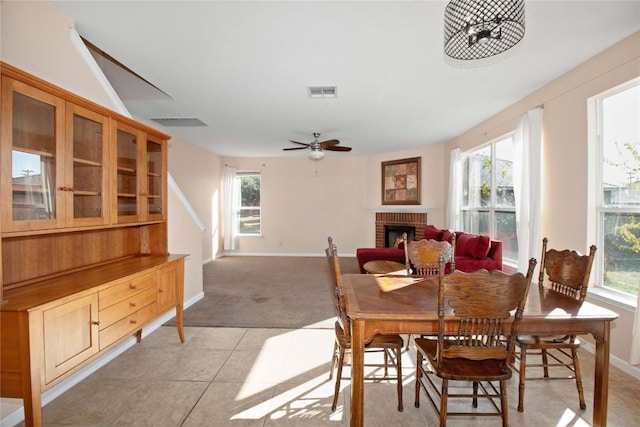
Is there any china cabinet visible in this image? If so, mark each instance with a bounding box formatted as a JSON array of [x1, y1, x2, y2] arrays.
[[0, 62, 186, 427]]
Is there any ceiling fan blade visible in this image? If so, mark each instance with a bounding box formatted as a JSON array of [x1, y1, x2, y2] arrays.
[[283, 146, 309, 151], [319, 139, 340, 149], [288, 140, 311, 147], [324, 145, 352, 152]]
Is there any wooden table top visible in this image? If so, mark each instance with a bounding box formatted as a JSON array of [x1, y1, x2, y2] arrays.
[[342, 273, 619, 323]]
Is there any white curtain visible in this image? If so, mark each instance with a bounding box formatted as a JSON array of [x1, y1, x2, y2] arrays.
[[513, 107, 543, 272], [446, 148, 461, 231], [631, 287, 640, 365], [222, 165, 237, 251]]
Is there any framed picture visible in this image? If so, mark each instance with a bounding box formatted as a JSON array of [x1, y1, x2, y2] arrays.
[[381, 157, 421, 205]]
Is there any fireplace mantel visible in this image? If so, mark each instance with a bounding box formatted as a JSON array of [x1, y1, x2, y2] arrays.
[[370, 207, 431, 213]]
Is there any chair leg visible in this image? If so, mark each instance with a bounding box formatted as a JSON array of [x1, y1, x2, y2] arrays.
[[415, 350, 423, 408], [395, 347, 403, 412], [542, 348, 550, 377], [500, 379, 509, 427], [332, 346, 346, 411], [440, 378, 448, 427], [572, 348, 587, 410], [472, 381, 478, 408], [383, 349, 389, 377], [518, 346, 527, 412], [329, 341, 338, 379]]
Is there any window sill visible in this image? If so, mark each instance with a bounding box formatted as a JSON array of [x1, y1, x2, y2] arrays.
[[587, 287, 637, 312]]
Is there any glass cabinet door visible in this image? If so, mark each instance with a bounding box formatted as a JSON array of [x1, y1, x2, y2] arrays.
[[67, 104, 109, 226], [1, 77, 65, 231], [146, 136, 165, 220], [114, 123, 140, 222]]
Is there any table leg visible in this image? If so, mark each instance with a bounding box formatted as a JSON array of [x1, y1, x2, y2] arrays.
[[350, 319, 365, 427], [592, 321, 611, 427]]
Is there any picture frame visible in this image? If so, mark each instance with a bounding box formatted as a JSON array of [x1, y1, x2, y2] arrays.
[[381, 157, 421, 205]]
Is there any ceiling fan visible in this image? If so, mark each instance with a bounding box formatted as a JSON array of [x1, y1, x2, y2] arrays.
[[283, 132, 352, 160]]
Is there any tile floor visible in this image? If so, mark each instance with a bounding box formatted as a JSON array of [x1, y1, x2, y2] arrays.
[[12, 326, 640, 426]]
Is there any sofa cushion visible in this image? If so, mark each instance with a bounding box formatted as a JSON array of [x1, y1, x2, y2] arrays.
[[456, 233, 491, 260], [441, 229, 453, 243], [424, 225, 444, 241]]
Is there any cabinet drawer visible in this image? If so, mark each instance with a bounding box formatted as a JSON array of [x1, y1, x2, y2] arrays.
[[99, 272, 156, 309], [99, 302, 158, 350], [99, 287, 156, 330]]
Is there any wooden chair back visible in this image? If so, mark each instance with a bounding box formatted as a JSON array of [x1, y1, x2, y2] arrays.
[[538, 237, 597, 302], [406, 236, 455, 276], [435, 257, 536, 364], [325, 237, 350, 336]]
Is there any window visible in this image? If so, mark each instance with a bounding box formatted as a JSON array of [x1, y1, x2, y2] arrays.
[[461, 136, 517, 263], [595, 81, 640, 296], [236, 171, 261, 235]]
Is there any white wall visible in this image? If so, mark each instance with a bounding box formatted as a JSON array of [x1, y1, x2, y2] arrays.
[[167, 182, 203, 304], [1, 0, 117, 110], [221, 147, 445, 257], [167, 137, 223, 263], [221, 156, 369, 255]]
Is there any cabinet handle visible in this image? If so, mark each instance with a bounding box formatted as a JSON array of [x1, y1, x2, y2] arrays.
[[130, 319, 137, 325], [158, 289, 164, 293], [129, 284, 137, 290], [92, 320, 100, 326], [130, 302, 136, 307]]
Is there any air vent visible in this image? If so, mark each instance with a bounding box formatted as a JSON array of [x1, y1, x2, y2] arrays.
[[308, 86, 337, 98], [150, 118, 208, 127]]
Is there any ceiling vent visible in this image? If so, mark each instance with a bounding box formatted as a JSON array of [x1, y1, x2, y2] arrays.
[[308, 86, 337, 98], [150, 118, 208, 127]]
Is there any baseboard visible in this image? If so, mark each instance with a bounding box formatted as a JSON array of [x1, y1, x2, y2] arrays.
[[0, 293, 205, 427], [221, 252, 358, 257]]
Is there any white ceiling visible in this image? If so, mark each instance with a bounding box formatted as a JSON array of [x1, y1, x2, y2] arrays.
[[48, 1, 640, 158]]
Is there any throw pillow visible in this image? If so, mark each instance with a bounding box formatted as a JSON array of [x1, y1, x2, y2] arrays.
[[441, 229, 453, 243], [456, 233, 491, 260], [424, 225, 444, 241]]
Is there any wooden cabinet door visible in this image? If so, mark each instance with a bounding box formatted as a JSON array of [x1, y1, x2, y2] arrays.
[[111, 120, 143, 223], [65, 103, 110, 227], [144, 134, 167, 222], [157, 262, 179, 314], [1, 76, 66, 232], [42, 293, 99, 385]]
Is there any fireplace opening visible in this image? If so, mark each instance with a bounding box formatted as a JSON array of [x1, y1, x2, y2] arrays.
[[385, 225, 415, 248]]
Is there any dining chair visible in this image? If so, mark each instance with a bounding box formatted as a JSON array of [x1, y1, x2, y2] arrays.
[[414, 257, 536, 427], [325, 237, 405, 412], [513, 237, 597, 412], [405, 235, 456, 275], [404, 235, 456, 349]]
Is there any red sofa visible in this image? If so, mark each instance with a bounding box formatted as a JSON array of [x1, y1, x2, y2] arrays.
[[356, 225, 503, 273]]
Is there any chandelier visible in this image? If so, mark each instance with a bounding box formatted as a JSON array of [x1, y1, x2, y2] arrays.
[[444, 0, 525, 61]]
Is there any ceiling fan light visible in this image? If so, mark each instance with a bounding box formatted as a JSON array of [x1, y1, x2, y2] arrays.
[[308, 148, 325, 161]]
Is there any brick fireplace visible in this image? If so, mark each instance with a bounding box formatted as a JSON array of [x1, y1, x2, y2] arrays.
[[375, 211, 428, 248]]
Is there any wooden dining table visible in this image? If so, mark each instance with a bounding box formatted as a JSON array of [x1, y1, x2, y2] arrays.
[[342, 273, 619, 427]]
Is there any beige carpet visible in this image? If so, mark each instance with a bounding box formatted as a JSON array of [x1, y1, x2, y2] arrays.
[[169, 256, 360, 329]]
